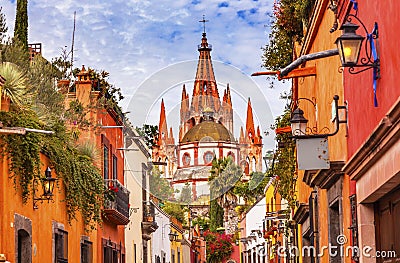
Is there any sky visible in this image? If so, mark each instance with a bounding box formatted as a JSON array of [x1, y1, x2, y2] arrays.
[[2, 0, 291, 151]]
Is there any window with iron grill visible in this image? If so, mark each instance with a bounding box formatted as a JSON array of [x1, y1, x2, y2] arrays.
[[55, 229, 68, 263]]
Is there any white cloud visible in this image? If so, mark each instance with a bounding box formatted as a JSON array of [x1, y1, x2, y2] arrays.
[[2, 0, 290, 151]]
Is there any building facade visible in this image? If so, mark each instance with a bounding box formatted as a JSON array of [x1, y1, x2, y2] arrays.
[[152, 30, 263, 202]]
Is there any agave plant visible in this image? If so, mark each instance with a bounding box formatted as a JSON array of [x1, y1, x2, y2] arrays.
[[0, 62, 28, 108]]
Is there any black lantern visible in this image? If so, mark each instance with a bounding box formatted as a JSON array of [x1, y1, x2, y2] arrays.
[[290, 95, 347, 139], [335, 22, 364, 66], [33, 167, 57, 209], [42, 167, 56, 196], [290, 108, 308, 136], [168, 231, 178, 242]]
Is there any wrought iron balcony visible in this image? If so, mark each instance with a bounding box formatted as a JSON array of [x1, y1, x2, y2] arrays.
[[103, 179, 130, 225]]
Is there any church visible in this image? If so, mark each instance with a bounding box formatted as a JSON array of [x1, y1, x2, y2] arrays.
[[152, 27, 263, 202]]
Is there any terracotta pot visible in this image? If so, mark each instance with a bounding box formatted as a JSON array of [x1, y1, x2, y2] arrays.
[[0, 96, 10, 112]]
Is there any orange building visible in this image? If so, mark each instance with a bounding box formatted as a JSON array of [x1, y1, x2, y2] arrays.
[[65, 66, 129, 262], [261, 1, 351, 263], [0, 65, 128, 263]]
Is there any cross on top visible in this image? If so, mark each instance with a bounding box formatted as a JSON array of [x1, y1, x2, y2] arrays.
[[199, 15, 209, 34]]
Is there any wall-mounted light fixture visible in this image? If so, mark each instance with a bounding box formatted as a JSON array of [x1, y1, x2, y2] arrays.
[[129, 207, 139, 217], [168, 231, 179, 242], [336, 15, 379, 77], [251, 229, 263, 238], [290, 95, 347, 139], [336, 13, 380, 107], [33, 167, 57, 209]]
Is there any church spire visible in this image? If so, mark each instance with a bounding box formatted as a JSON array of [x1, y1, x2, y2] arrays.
[[157, 99, 169, 146], [246, 98, 255, 140], [191, 16, 220, 116]]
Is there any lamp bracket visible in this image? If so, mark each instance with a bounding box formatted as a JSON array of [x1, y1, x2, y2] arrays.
[[32, 178, 55, 209], [338, 14, 380, 78], [292, 95, 347, 139], [129, 207, 140, 217]]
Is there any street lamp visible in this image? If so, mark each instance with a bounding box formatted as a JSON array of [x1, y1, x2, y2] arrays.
[[168, 231, 179, 242], [33, 167, 57, 209], [289, 108, 308, 136], [335, 14, 380, 78], [290, 95, 347, 139], [335, 22, 364, 66]]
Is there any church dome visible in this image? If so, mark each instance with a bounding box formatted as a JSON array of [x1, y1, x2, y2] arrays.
[[181, 121, 235, 143]]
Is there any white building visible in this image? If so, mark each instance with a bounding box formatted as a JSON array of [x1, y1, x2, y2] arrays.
[[124, 127, 152, 263], [152, 205, 172, 263]]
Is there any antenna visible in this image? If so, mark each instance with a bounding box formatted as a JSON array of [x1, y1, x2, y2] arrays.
[[70, 11, 76, 71]]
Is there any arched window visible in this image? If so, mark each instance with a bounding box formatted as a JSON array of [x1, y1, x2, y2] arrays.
[[182, 153, 191, 166], [252, 157, 256, 172], [227, 151, 235, 162], [203, 151, 214, 164], [245, 157, 250, 175]]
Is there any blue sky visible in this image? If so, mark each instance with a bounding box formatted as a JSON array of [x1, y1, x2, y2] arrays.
[[2, 0, 290, 150]]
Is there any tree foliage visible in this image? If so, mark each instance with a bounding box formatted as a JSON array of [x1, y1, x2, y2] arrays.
[[269, 108, 297, 208], [149, 166, 174, 201], [136, 124, 159, 148], [179, 183, 192, 205], [262, 0, 316, 70], [161, 202, 187, 225], [14, 0, 28, 49], [0, 7, 8, 43]]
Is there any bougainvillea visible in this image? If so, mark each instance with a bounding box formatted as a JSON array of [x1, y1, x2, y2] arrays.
[[204, 231, 234, 263]]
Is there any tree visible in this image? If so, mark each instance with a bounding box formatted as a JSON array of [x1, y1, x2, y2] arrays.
[[136, 124, 159, 148], [179, 182, 192, 204], [14, 0, 28, 49], [161, 202, 186, 224], [209, 157, 242, 228], [209, 199, 224, 232], [0, 7, 8, 43], [149, 166, 174, 201]]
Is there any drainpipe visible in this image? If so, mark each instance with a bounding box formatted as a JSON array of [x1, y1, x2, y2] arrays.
[[280, 49, 339, 77]]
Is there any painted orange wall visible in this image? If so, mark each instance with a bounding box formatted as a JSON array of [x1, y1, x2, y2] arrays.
[[293, 1, 351, 263], [0, 154, 97, 263]]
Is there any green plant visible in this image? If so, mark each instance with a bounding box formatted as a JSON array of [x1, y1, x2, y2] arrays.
[[269, 108, 297, 208], [161, 202, 187, 224], [136, 124, 159, 148], [0, 110, 42, 202], [179, 183, 192, 204], [14, 0, 28, 49], [0, 7, 8, 43], [0, 62, 28, 108], [262, 0, 316, 70], [149, 166, 174, 201]]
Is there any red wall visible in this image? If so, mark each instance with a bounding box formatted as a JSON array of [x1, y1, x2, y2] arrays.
[[344, 0, 400, 158]]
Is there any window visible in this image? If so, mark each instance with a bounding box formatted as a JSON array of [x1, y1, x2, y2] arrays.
[[134, 244, 137, 263], [182, 153, 191, 166], [203, 151, 214, 164], [81, 240, 92, 263], [55, 229, 68, 263], [104, 145, 109, 179], [227, 151, 235, 161], [112, 155, 117, 180]]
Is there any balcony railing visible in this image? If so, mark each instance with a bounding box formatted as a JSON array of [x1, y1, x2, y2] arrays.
[[103, 179, 130, 225]]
